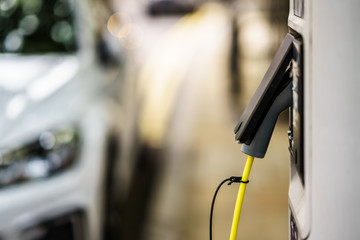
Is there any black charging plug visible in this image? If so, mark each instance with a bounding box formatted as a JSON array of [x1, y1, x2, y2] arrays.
[[234, 33, 295, 158]]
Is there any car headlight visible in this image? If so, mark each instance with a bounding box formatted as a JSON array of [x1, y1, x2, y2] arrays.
[[0, 126, 80, 188]]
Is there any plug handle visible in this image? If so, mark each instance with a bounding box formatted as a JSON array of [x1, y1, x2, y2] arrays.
[[241, 83, 293, 158]]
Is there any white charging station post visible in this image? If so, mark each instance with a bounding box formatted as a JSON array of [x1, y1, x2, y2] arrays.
[[288, 0, 360, 239]]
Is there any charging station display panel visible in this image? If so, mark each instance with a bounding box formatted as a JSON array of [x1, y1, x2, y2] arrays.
[[234, 34, 294, 145]]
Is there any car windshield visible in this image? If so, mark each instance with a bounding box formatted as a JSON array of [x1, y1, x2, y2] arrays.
[[0, 0, 77, 53]]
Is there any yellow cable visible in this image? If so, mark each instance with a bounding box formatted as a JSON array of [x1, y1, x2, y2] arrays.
[[229, 155, 255, 240]]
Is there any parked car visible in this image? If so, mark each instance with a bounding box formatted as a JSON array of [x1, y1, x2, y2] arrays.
[[0, 0, 125, 239]]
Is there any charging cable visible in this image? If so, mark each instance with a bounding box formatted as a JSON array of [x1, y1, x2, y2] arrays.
[[229, 155, 254, 240], [209, 155, 254, 240]]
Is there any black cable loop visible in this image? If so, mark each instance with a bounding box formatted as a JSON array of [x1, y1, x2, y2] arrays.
[[210, 176, 249, 240]]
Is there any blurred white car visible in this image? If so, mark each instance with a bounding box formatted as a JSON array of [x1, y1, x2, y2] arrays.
[[0, 0, 124, 239]]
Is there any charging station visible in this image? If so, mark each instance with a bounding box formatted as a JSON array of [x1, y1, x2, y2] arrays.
[[288, 0, 360, 239]]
